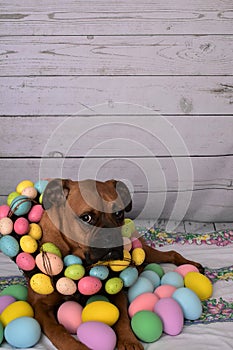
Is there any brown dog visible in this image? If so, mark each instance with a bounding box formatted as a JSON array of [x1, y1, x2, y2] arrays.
[[27, 179, 203, 350]]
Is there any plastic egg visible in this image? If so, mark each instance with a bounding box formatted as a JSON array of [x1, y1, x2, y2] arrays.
[[105, 277, 123, 294], [1, 301, 34, 327], [161, 271, 184, 288], [78, 276, 102, 295], [82, 301, 119, 326], [128, 292, 159, 318], [0, 204, 10, 219], [121, 218, 135, 238], [0, 295, 16, 314], [109, 249, 131, 272], [30, 273, 54, 295], [0, 321, 3, 345], [172, 287, 203, 320], [140, 270, 160, 288], [28, 204, 44, 223], [7, 192, 19, 206], [90, 265, 109, 280], [0, 217, 13, 235], [20, 235, 38, 253], [131, 237, 142, 249], [131, 310, 163, 343], [14, 217, 29, 235], [123, 237, 132, 251], [34, 180, 48, 194], [63, 254, 82, 266], [36, 252, 64, 275], [40, 242, 62, 258], [154, 298, 184, 336], [4, 316, 41, 348], [131, 248, 145, 266], [28, 223, 42, 240], [119, 266, 138, 287], [128, 277, 154, 303], [0, 235, 19, 257], [154, 285, 177, 298], [0, 284, 28, 301], [56, 277, 77, 295], [16, 180, 34, 194], [22, 186, 38, 199], [64, 264, 85, 280], [77, 321, 117, 350], [57, 301, 83, 333], [175, 264, 199, 277], [144, 263, 164, 278], [11, 195, 32, 216], [86, 295, 110, 305], [184, 272, 213, 301], [16, 252, 36, 271]]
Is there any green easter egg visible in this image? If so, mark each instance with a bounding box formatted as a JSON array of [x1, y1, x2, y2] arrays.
[[7, 192, 19, 206], [121, 218, 135, 238], [64, 264, 85, 280], [0, 321, 3, 345], [86, 295, 110, 305], [131, 310, 163, 343], [144, 263, 164, 278], [0, 284, 28, 301], [40, 242, 62, 258], [105, 277, 124, 295]]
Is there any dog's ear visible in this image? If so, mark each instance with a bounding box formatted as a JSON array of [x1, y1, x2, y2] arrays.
[[108, 180, 132, 212], [42, 179, 72, 210]]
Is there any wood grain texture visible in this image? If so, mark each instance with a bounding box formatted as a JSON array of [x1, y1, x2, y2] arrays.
[[0, 0, 232, 35], [1, 35, 232, 76]]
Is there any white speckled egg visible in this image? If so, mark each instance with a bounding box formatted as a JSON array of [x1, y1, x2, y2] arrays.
[[0, 217, 13, 235], [36, 252, 64, 275], [56, 277, 77, 295]]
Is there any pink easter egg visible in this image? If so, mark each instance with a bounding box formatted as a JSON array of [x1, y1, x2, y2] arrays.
[[0, 295, 16, 313], [16, 252, 36, 271], [57, 301, 83, 334], [128, 292, 159, 318], [0, 205, 10, 219], [154, 285, 177, 298], [131, 238, 142, 249], [28, 205, 44, 223], [14, 217, 30, 235], [174, 264, 199, 277], [78, 276, 102, 295]]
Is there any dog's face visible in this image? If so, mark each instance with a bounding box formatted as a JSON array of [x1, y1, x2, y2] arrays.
[[41, 179, 132, 265]]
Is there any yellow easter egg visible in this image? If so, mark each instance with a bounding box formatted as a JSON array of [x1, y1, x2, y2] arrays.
[[30, 273, 54, 295], [121, 218, 135, 238], [20, 235, 38, 253], [28, 223, 42, 240], [184, 272, 213, 301], [39, 193, 43, 204], [82, 301, 119, 326], [132, 248, 146, 266], [1, 301, 34, 327], [16, 180, 34, 194], [109, 250, 131, 272]]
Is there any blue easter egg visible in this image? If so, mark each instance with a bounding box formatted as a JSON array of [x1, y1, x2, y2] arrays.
[[34, 180, 49, 194], [89, 266, 109, 280], [10, 196, 32, 216], [128, 277, 154, 303], [63, 254, 83, 266], [161, 272, 184, 288], [0, 236, 19, 258], [172, 287, 203, 320], [140, 270, 160, 289], [119, 267, 138, 287]]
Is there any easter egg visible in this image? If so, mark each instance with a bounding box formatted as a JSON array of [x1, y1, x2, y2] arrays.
[[77, 321, 117, 350], [1, 301, 34, 327], [0, 235, 19, 257], [123, 237, 132, 251], [7, 192, 19, 206], [0, 217, 13, 235], [154, 285, 177, 298], [175, 264, 199, 277], [0, 321, 3, 345], [16, 180, 34, 194], [131, 310, 163, 343], [128, 277, 154, 303], [109, 249, 131, 272], [140, 270, 160, 288], [0, 204, 10, 219], [90, 265, 109, 280], [82, 301, 119, 326], [64, 254, 82, 266], [30, 273, 54, 295], [184, 272, 213, 301], [131, 237, 142, 249], [36, 252, 64, 275], [0, 284, 28, 301], [4, 316, 41, 348], [161, 271, 184, 288], [28, 223, 42, 240], [131, 248, 145, 266], [34, 180, 48, 194], [119, 266, 138, 287], [128, 292, 159, 318], [39, 193, 43, 204], [57, 301, 83, 334], [22, 186, 38, 199], [11, 195, 32, 216], [121, 218, 135, 238], [0, 296, 16, 314], [154, 298, 184, 336], [14, 217, 29, 235], [172, 287, 203, 320], [28, 204, 44, 223], [144, 263, 164, 278], [56, 277, 77, 295], [64, 264, 85, 280], [105, 277, 123, 295], [86, 295, 110, 305], [20, 235, 38, 253], [16, 252, 36, 271], [40, 242, 62, 258], [78, 276, 102, 295]]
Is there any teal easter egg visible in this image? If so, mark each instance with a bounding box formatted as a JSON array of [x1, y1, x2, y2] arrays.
[[128, 277, 154, 303], [10, 195, 32, 216], [34, 180, 49, 194], [119, 267, 138, 287], [0, 235, 19, 257], [172, 287, 203, 320], [90, 266, 109, 280], [140, 270, 160, 289], [63, 254, 82, 266], [161, 272, 184, 288]]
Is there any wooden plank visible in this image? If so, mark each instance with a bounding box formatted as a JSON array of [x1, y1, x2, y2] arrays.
[[0, 0, 232, 35], [1, 36, 232, 76], [214, 223, 233, 230], [184, 222, 215, 233], [0, 77, 232, 116]]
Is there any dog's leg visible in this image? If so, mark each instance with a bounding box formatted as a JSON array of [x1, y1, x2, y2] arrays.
[[111, 291, 144, 350]]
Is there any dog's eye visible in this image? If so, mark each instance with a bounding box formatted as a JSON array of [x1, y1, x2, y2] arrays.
[[114, 210, 124, 220], [80, 214, 92, 224]]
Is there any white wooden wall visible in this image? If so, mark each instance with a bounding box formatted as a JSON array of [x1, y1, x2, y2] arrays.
[[0, 0, 233, 223]]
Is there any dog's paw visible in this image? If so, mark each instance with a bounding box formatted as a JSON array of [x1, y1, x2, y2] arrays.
[[117, 335, 144, 350]]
